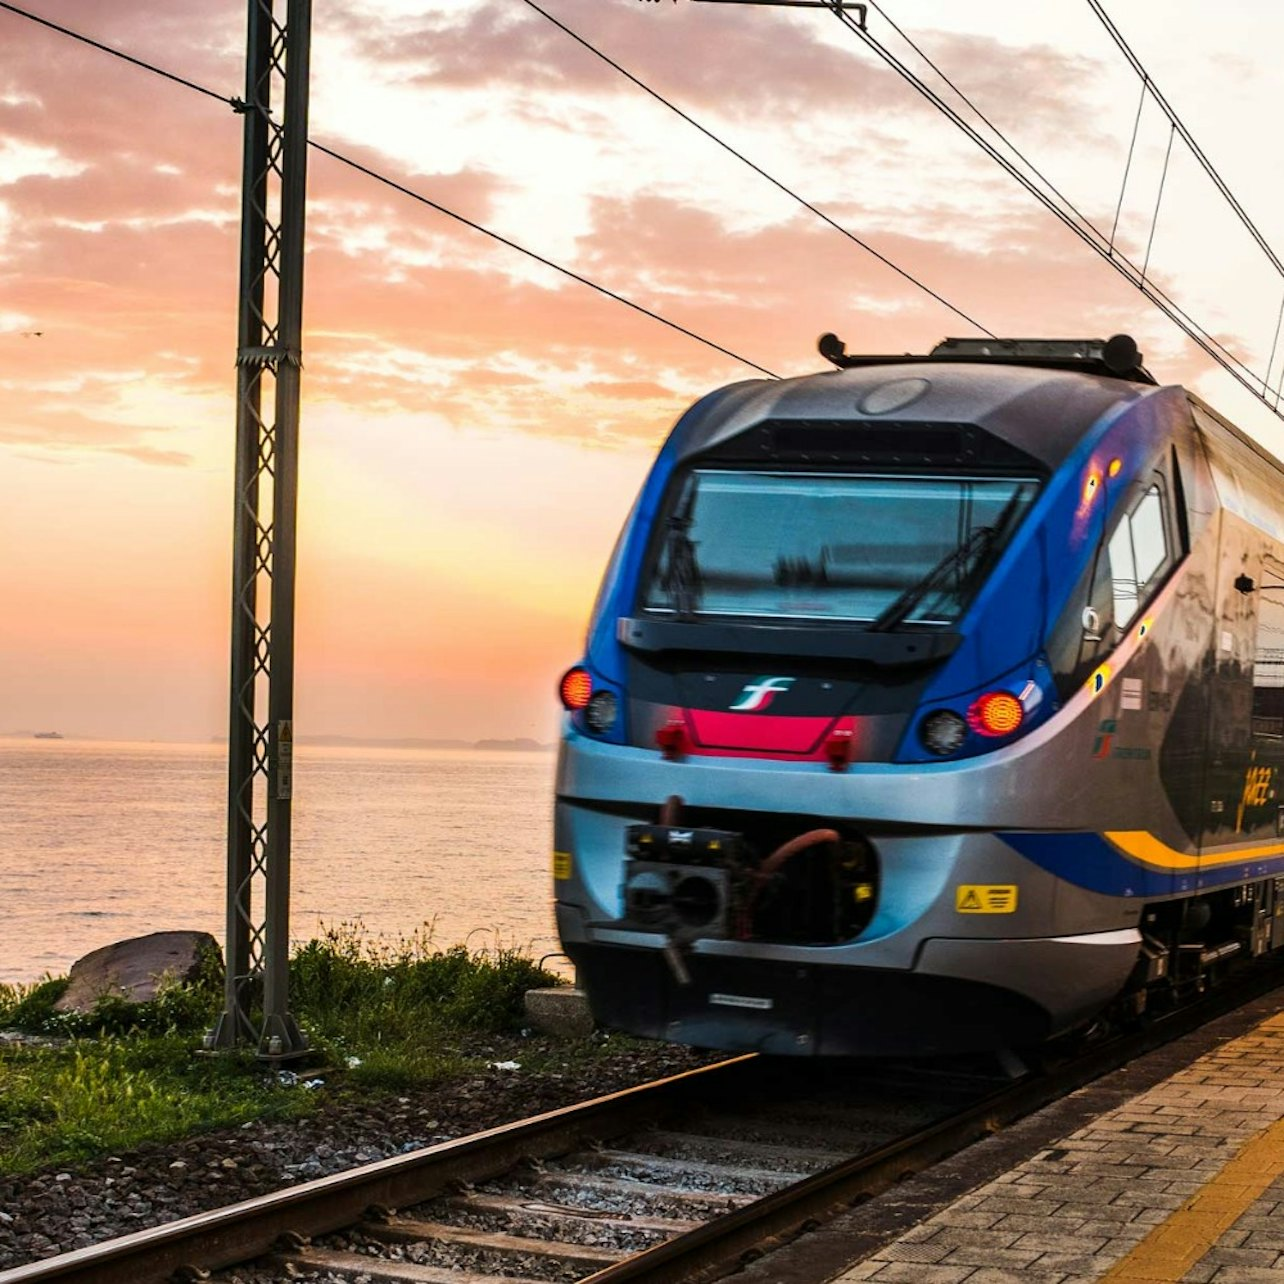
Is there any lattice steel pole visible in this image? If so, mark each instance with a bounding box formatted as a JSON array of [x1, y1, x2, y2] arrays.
[[208, 0, 312, 1058]]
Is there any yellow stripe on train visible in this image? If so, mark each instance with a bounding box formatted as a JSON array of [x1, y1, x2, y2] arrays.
[[1104, 830, 1284, 871]]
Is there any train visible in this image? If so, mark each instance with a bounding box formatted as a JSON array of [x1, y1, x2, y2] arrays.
[[552, 333, 1284, 1056]]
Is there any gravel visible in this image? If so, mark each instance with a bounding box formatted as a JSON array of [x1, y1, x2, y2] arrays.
[[0, 1035, 719, 1272]]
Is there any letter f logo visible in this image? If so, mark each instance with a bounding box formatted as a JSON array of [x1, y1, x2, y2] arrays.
[[729, 676, 795, 712]]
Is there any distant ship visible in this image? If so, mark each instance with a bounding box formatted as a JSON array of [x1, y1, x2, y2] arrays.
[[33, 731, 63, 740]]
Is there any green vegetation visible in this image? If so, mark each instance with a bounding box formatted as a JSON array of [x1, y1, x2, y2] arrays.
[[0, 924, 564, 1175], [0, 1036, 304, 1175], [290, 923, 560, 1091]]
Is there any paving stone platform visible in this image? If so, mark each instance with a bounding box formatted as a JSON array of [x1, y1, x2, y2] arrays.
[[831, 1010, 1284, 1284]]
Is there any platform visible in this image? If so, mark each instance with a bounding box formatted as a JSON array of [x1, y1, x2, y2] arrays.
[[738, 992, 1284, 1284]]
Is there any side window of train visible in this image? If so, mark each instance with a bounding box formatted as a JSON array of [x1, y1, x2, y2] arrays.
[[1049, 471, 1176, 699], [1252, 559, 1284, 739], [1106, 483, 1169, 627]]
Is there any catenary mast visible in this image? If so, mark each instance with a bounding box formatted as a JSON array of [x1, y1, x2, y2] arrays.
[[208, 0, 313, 1058]]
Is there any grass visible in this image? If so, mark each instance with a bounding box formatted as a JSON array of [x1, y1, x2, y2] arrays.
[[0, 1036, 306, 1174], [289, 923, 561, 1091], [0, 924, 565, 1175]]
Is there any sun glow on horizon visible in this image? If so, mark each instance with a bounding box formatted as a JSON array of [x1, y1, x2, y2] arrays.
[[3, 0, 1284, 739]]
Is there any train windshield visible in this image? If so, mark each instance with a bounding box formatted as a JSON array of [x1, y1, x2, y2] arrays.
[[642, 469, 1039, 627]]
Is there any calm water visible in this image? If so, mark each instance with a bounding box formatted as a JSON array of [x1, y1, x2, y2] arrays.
[[0, 741, 561, 986]]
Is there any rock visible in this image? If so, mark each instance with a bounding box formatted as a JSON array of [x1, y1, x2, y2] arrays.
[[54, 932, 221, 1013], [523, 986, 594, 1039]]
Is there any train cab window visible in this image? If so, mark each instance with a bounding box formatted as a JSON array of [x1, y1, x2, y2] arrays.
[[641, 469, 1040, 627], [1107, 484, 1169, 627]]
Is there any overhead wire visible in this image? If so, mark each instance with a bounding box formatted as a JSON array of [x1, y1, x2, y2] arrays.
[[1109, 74, 1147, 255], [307, 141, 779, 376], [1085, 0, 1284, 280], [0, 0, 779, 379], [0, 0, 231, 106], [823, 0, 1284, 425], [1141, 123, 1175, 286], [519, 0, 996, 338], [859, 0, 1256, 385], [1085, 0, 1284, 401]]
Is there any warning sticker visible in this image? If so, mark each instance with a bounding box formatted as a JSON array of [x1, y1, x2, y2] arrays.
[[553, 850, 573, 880], [956, 884, 1018, 914]]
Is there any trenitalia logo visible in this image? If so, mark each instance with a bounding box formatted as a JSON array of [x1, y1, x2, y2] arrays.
[[729, 676, 795, 712]]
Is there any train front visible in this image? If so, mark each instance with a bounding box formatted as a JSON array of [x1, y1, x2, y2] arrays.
[[553, 350, 1171, 1056]]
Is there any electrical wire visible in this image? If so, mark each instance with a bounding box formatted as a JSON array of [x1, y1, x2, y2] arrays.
[[824, 1, 1284, 424], [865, 0, 1107, 244], [859, 0, 1254, 384], [308, 142, 778, 375], [1109, 74, 1147, 255], [1086, 0, 1284, 282], [520, 0, 995, 337], [0, 0, 779, 379], [1141, 123, 1175, 285], [0, 0, 231, 106]]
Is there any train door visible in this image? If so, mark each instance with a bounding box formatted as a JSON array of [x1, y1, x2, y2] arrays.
[[1195, 451, 1270, 861], [1242, 555, 1284, 842]]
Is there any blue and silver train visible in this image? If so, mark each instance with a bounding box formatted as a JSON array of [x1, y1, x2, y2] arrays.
[[553, 334, 1284, 1055]]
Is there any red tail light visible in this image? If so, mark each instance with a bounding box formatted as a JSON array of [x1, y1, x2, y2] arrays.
[[824, 726, 854, 771], [656, 718, 687, 760], [967, 691, 1024, 737], [559, 667, 592, 710]]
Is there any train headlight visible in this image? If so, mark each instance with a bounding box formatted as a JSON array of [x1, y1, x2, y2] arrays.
[[586, 690, 618, 733], [919, 709, 967, 756], [967, 691, 1024, 737], [559, 666, 593, 710]]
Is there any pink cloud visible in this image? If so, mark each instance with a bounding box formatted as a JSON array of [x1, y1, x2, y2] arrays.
[[330, 0, 1102, 141]]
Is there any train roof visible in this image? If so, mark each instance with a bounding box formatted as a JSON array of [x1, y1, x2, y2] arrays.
[[675, 348, 1163, 473], [818, 334, 1158, 385]]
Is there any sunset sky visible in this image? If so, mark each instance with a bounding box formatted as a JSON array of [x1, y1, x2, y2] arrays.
[[3, 0, 1284, 743]]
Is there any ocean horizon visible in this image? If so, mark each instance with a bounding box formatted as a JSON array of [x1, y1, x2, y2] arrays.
[[0, 739, 563, 986]]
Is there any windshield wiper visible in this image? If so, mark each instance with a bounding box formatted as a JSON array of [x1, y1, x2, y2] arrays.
[[657, 484, 703, 618], [867, 489, 1027, 633]]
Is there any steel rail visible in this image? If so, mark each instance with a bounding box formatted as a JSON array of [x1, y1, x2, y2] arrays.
[[4, 962, 1284, 1284], [581, 959, 1284, 1283], [0, 1055, 758, 1284]]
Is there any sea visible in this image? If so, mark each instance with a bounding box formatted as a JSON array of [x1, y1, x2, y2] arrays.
[[0, 740, 562, 987]]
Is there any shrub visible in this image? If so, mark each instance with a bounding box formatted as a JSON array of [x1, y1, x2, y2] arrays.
[[0, 977, 69, 1030], [287, 922, 561, 1066]]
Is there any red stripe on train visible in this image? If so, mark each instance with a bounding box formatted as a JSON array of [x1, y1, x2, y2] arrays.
[[684, 710, 851, 758]]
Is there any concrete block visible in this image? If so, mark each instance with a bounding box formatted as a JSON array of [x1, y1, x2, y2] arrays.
[[523, 986, 594, 1038]]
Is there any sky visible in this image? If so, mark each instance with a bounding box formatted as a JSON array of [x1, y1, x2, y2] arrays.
[[2, 0, 1284, 742]]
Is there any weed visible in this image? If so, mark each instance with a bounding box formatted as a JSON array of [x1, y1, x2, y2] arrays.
[[289, 922, 561, 1084], [0, 977, 69, 1030], [0, 1036, 305, 1174], [0, 927, 568, 1175]]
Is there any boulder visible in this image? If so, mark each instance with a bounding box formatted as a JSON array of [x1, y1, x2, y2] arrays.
[[523, 985, 594, 1039], [54, 931, 221, 1013]]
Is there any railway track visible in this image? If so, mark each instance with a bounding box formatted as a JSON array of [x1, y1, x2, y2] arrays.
[[5, 963, 1284, 1284]]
